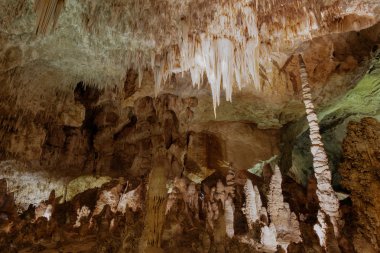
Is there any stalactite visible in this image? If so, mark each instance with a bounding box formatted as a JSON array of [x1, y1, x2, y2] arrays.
[[298, 54, 341, 245], [0, 160, 66, 211], [34, 0, 65, 35], [147, 2, 261, 115]]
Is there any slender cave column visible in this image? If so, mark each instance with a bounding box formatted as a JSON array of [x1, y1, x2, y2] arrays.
[[298, 55, 341, 241], [139, 147, 169, 252]]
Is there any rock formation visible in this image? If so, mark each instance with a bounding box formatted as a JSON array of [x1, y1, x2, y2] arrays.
[[267, 165, 302, 247], [339, 118, 380, 252], [299, 54, 341, 246], [261, 223, 278, 251], [0, 0, 379, 252], [139, 148, 169, 252]]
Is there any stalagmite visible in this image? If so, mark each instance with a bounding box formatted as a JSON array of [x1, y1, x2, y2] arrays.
[[74, 205, 91, 228], [267, 165, 302, 245], [261, 223, 278, 250], [35, 203, 53, 221], [185, 182, 199, 213], [139, 148, 168, 252], [242, 179, 262, 228], [165, 178, 199, 215], [298, 54, 341, 244], [225, 164, 236, 198], [215, 179, 227, 208], [225, 197, 235, 238], [92, 184, 123, 217], [201, 171, 238, 237], [117, 184, 143, 213], [314, 211, 328, 248]]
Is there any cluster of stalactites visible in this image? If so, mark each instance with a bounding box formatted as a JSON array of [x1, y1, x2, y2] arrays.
[[150, 3, 260, 116]]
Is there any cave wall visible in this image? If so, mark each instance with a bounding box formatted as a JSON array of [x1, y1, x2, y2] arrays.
[[0, 74, 280, 190], [339, 117, 380, 253]]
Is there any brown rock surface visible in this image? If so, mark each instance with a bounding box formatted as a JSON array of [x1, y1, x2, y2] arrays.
[[339, 117, 380, 252]]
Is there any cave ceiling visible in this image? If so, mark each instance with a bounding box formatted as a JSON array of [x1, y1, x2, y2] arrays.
[[0, 0, 379, 127]]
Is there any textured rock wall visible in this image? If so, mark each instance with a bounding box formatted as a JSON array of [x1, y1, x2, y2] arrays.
[[339, 117, 380, 252]]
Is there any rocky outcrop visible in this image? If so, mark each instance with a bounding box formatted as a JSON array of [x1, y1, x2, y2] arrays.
[[339, 117, 380, 252]]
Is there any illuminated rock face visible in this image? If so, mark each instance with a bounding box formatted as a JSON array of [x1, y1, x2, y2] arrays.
[[299, 55, 341, 245], [0, 160, 66, 210]]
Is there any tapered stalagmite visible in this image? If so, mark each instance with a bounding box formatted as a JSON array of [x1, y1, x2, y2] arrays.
[[298, 54, 341, 244], [243, 179, 262, 228], [261, 223, 278, 250], [139, 148, 169, 252], [267, 165, 302, 245], [225, 197, 235, 238]]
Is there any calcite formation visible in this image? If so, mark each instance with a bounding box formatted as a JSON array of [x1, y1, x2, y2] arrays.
[[267, 165, 302, 247], [260, 223, 278, 251], [242, 179, 263, 228], [74, 205, 91, 228], [299, 54, 341, 244], [0, 0, 379, 252], [139, 148, 169, 251], [0, 160, 66, 210], [117, 183, 143, 214]]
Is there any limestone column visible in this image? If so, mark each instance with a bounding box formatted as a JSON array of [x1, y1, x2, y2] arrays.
[[298, 55, 340, 242], [139, 147, 168, 253]]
